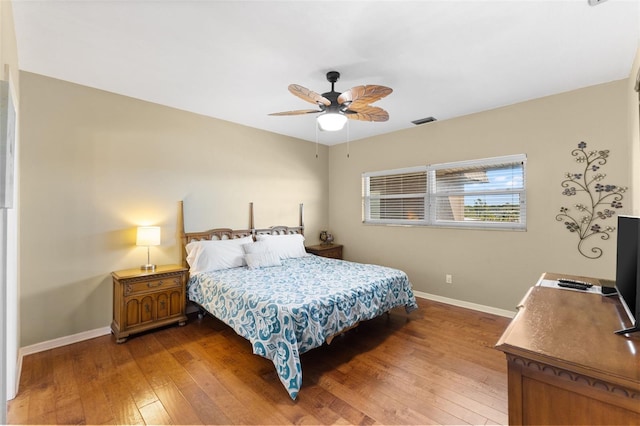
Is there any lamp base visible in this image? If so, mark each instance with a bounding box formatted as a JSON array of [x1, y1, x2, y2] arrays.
[[140, 264, 157, 272]]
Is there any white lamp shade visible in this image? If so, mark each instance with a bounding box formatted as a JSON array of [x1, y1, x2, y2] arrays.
[[317, 113, 348, 131], [136, 226, 161, 246]]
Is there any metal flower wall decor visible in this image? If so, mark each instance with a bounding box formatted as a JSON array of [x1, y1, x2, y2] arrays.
[[555, 141, 627, 259]]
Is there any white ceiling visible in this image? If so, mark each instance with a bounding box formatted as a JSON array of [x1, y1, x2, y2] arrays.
[[11, 0, 640, 146]]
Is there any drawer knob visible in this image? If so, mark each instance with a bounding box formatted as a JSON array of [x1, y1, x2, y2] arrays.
[[148, 281, 163, 288]]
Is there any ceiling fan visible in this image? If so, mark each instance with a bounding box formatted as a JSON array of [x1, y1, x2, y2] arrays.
[[269, 71, 393, 131]]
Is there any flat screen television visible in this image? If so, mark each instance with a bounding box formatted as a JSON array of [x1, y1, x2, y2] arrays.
[[614, 215, 640, 335]]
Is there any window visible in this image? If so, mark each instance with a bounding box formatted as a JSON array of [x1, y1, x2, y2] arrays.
[[363, 166, 427, 225], [362, 154, 526, 230]]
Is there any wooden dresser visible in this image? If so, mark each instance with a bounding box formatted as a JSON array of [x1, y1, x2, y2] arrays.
[[111, 264, 188, 343], [496, 272, 640, 425], [305, 243, 343, 260]]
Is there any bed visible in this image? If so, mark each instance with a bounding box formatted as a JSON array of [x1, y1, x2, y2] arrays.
[[179, 201, 418, 399]]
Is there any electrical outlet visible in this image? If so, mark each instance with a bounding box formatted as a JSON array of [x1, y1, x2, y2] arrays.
[[446, 274, 452, 284]]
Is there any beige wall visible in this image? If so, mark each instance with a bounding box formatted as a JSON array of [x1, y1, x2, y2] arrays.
[[629, 47, 640, 215], [1, 0, 19, 86], [19, 72, 329, 346], [17, 59, 640, 346], [328, 80, 631, 312]]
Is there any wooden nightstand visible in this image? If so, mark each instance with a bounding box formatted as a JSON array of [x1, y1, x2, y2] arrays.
[[306, 244, 343, 260], [111, 264, 188, 343]]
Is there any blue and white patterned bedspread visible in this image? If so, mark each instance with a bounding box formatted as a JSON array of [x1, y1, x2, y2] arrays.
[[187, 255, 418, 399]]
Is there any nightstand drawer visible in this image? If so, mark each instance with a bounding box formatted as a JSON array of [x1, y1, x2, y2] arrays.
[[305, 244, 343, 260], [124, 276, 182, 296], [317, 246, 342, 259]]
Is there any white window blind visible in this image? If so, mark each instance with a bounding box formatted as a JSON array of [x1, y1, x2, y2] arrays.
[[363, 166, 427, 225], [362, 154, 526, 230]]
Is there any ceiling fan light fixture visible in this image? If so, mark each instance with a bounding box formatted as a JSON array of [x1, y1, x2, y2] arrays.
[[317, 112, 348, 131]]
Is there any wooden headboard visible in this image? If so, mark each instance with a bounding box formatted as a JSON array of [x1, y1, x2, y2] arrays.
[[178, 201, 304, 268]]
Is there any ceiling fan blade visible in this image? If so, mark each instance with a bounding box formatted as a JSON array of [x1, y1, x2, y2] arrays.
[[338, 85, 393, 108], [288, 84, 331, 107], [346, 106, 389, 122], [268, 109, 322, 116]]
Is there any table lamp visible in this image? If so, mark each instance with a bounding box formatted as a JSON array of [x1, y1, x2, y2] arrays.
[[136, 226, 161, 271]]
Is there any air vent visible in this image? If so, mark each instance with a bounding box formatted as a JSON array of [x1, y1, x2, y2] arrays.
[[411, 117, 437, 125]]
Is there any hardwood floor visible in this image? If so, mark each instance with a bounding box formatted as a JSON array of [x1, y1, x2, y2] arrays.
[[7, 298, 511, 425]]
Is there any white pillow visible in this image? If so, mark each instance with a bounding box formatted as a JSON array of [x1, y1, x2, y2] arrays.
[[185, 236, 254, 275], [245, 251, 282, 269], [243, 240, 270, 255], [255, 233, 307, 259]]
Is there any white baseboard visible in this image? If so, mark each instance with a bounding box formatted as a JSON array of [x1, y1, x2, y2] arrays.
[[10, 326, 110, 400], [20, 326, 111, 357], [6, 353, 21, 400], [10, 293, 513, 400], [413, 290, 516, 318], [18, 295, 514, 358]]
